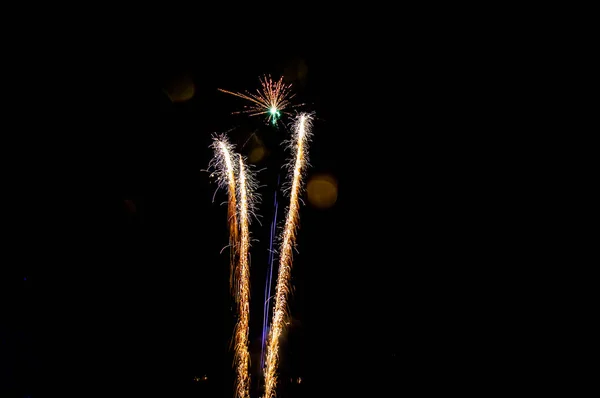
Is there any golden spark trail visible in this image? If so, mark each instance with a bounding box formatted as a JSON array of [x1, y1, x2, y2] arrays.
[[210, 138, 260, 397], [234, 155, 252, 398], [263, 114, 313, 398], [210, 136, 240, 296]]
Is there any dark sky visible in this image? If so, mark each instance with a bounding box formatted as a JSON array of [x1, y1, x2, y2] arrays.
[[2, 26, 517, 397]]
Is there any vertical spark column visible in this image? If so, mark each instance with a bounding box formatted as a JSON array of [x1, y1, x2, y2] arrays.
[[264, 114, 313, 398], [234, 155, 252, 398]]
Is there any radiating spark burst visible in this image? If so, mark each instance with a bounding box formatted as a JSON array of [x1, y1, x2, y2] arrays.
[[263, 113, 313, 398], [233, 154, 255, 398], [209, 135, 240, 297], [218, 75, 298, 125]]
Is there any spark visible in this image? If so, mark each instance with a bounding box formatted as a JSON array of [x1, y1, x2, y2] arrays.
[[209, 135, 239, 297], [234, 154, 254, 398], [218, 75, 297, 125], [263, 114, 313, 398], [210, 137, 261, 398]]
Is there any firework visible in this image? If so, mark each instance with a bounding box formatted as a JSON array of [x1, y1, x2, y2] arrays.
[[209, 135, 240, 296], [233, 154, 256, 398], [210, 136, 261, 398], [218, 75, 297, 125], [263, 114, 313, 398]]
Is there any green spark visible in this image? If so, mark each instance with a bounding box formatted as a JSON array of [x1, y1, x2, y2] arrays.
[[269, 106, 281, 124]]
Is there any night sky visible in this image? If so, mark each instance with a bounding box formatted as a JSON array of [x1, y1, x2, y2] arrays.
[[3, 29, 514, 396]]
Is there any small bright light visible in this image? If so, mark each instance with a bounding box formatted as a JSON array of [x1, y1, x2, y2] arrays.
[[269, 107, 277, 115]]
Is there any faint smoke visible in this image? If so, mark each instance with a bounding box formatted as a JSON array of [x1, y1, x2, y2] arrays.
[[284, 58, 308, 86], [164, 74, 195, 102]]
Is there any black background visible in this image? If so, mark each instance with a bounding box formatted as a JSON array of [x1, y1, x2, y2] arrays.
[[1, 19, 523, 397]]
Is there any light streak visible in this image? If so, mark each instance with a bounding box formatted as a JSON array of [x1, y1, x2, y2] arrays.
[[263, 114, 313, 397], [209, 135, 239, 297], [218, 75, 298, 125], [261, 174, 280, 372], [234, 154, 253, 398], [210, 137, 260, 398]]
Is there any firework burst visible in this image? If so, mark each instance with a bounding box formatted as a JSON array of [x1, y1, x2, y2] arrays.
[[263, 113, 313, 398], [218, 75, 299, 125]]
